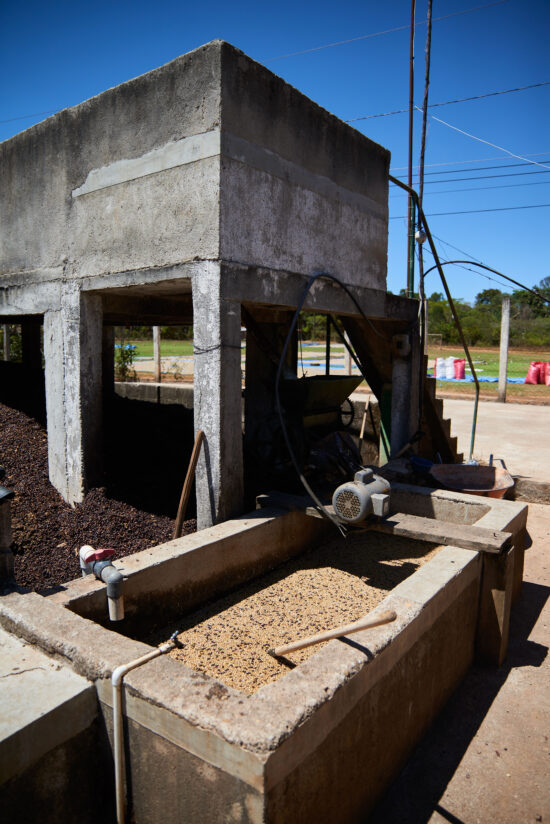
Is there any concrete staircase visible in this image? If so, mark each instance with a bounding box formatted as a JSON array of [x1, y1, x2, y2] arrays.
[[421, 373, 464, 464]]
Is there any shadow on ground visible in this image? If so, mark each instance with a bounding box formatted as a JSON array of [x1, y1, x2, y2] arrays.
[[104, 395, 195, 517], [367, 579, 549, 823]]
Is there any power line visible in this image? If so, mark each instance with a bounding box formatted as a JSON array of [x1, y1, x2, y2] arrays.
[[395, 158, 550, 178], [390, 203, 550, 218], [347, 80, 550, 122], [391, 151, 550, 172], [0, 108, 62, 124], [418, 169, 550, 184], [426, 110, 550, 170], [267, 0, 507, 61], [390, 179, 550, 197]]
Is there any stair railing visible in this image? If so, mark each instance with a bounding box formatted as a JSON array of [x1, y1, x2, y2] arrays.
[[389, 175, 479, 462]]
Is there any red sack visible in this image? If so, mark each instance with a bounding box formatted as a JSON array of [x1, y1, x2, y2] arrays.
[[453, 358, 466, 379], [525, 361, 541, 384], [543, 362, 550, 386]]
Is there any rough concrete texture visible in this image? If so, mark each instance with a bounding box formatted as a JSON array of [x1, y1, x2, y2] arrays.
[[0, 626, 96, 784], [0, 721, 114, 824], [1, 39, 388, 288], [370, 501, 550, 824], [47, 508, 329, 636], [0, 39, 392, 512], [192, 261, 244, 526], [0, 492, 527, 822]]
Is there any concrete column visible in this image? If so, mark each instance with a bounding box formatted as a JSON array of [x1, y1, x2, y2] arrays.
[[192, 263, 243, 528], [390, 333, 419, 456], [21, 320, 42, 370], [43, 284, 103, 504]]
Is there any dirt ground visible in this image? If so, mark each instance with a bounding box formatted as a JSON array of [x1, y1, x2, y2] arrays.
[[0, 402, 195, 591]]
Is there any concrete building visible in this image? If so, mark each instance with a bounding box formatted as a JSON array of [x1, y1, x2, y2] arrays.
[[0, 40, 425, 527]]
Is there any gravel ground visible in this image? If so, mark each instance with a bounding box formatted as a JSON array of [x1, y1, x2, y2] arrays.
[[152, 530, 442, 694], [0, 402, 195, 591]]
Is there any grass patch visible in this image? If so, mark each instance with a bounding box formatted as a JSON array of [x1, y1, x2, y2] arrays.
[[427, 346, 550, 379], [130, 340, 194, 358]]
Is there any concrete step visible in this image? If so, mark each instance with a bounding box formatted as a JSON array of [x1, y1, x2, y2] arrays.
[[425, 376, 436, 400]]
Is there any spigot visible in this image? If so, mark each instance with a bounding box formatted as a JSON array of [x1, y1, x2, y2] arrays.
[[79, 545, 125, 621]]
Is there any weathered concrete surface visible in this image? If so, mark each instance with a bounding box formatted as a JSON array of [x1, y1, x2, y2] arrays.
[[0, 486, 528, 822], [1, 40, 388, 290], [47, 507, 329, 635], [369, 501, 550, 824], [0, 626, 96, 784], [0, 39, 396, 516]]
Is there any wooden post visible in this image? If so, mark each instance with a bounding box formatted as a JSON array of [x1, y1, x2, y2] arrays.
[[153, 325, 161, 383], [2, 325, 9, 361], [498, 296, 510, 403], [173, 430, 204, 539]]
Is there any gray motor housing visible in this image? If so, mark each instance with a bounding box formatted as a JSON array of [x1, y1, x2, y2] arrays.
[[332, 469, 390, 524]]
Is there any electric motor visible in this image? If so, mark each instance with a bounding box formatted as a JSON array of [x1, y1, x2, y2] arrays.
[[332, 468, 390, 524]]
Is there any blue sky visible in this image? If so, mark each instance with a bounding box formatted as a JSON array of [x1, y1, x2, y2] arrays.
[[1, 0, 548, 303]]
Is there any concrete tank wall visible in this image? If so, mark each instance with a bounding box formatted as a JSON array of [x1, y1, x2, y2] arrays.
[[1, 40, 389, 290]]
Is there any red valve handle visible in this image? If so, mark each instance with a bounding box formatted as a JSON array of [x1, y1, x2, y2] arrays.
[[87, 547, 115, 562]]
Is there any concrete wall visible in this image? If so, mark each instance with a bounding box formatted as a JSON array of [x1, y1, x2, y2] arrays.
[[0, 491, 528, 823], [1, 40, 388, 290]]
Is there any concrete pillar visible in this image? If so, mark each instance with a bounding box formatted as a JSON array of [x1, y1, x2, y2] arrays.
[[43, 284, 103, 504], [389, 331, 421, 457], [21, 320, 42, 370], [192, 263, 243, 528]]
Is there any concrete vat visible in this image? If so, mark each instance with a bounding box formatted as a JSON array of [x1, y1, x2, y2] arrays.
[[0, 487, 527, 822]]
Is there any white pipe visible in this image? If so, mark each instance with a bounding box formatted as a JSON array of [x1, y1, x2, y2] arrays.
[[112, 638, 177, 824]]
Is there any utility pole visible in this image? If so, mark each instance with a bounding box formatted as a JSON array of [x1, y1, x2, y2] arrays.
[[498, 296, 511, 403], [153, 326, 161, 383], [406, 0, 416, 297], [417, 0, 432, 353]]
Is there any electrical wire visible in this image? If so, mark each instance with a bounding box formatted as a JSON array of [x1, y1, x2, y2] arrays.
[[391, 151, 550, 172], [410, 169, 550, 185], [275, 271, 407, 536], [267, 1, 507, 61], [424, 110, 550, 170], [390, 178, 550, 197], [390, 203, 550, 219], [395, 158, 550, 178], [347, 80, 550, 122]]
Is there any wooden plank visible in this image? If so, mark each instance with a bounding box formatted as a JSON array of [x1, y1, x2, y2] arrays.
[[370, 513, 512, 554], [257, 493, 512, 554]]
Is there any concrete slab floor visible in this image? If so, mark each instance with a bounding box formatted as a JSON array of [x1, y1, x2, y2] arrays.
[[0, 627, 95, 784], [441, 398, 550, 483], [368, 501, 550, 824]]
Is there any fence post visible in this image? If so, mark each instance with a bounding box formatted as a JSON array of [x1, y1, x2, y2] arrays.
[[498, 296, 511, 403], [153, 326, 161, 383]]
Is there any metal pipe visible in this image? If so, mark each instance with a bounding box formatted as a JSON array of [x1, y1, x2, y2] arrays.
[[390, 175, 480, 461], [112, 637, 178, 824]]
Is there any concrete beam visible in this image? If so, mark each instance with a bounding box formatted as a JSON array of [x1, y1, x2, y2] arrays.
[[192, 262, 244, 528], [43, 284, 103, 504]]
